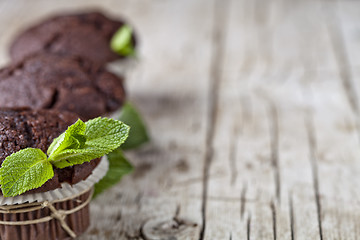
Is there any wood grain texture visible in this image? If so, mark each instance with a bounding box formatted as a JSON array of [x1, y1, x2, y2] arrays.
[[0, 0, 359, 239]]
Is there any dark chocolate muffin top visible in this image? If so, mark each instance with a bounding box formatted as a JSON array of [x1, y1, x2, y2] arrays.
[[0, 108, 101, 194], [0, 52, 126, 120], [9, 11, 136, 65]]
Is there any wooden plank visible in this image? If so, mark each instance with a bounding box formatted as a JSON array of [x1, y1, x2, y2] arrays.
[[88, 0, 216, 239], [318, 1, 360, 239], [204, 0, 360, 239]]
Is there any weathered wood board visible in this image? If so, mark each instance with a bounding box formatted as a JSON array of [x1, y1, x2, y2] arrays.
[[0, 0, 359, 239]]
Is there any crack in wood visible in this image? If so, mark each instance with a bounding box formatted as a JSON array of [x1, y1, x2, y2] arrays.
[[305, 114, 324, 240], [268, 103, 281, 204], [115, 211, 122, 222], [175, 204, 181, 218], [199, 0, 230, 239], [247, 213, 252, 240], [289, 193, 295, 240], [240, 182, 248, 220], [270, 201, 277, 240]]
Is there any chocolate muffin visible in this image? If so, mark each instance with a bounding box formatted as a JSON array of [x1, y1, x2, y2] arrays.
[[0, 108, 101, 195], [9, 11, 136, 65], [0, 52, 126, 120]]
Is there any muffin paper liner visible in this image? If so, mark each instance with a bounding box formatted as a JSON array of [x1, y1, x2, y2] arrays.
[[0, 187, 92, 240], [0, 156, 109, 206]]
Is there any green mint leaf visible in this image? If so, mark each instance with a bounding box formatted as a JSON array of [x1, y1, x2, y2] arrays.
[[47, 119, 86, 156], [85, 117, 129, 149], [0, 148, 53, 197], [93, 148, 133, 198], [50, 117, 130, 168], [118, 102, 149, 150], [110, 25, 135, 56]]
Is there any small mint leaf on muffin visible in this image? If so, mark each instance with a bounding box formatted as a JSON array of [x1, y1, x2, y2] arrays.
[[110, 25, 135, 56], [93, 148, 133, 198], [47, 119, 86, 157], [49, 117, 130, 168], [0, 148, 53, 197], [0, 117, 129, 197], [118, 102, 149, 150]]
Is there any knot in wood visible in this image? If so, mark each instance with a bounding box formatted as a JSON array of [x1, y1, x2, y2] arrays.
[[142, 217, 198, 240]]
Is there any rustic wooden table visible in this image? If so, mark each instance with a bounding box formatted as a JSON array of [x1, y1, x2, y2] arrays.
[[0, 0, 359, 239]]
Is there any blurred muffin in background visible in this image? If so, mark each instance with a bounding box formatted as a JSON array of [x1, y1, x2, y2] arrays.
[[9, 11, 137, 66]]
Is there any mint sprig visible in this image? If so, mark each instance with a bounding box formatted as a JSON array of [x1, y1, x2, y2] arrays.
[[0, 117, 129, 197], [110, 25, 135, 56], [49, 118, 129, 168], [93, 148, 133, 198], [118, 102, 149, 150]]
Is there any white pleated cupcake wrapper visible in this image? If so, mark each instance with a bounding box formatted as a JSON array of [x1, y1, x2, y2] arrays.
[[0, 156, 109, 206]]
